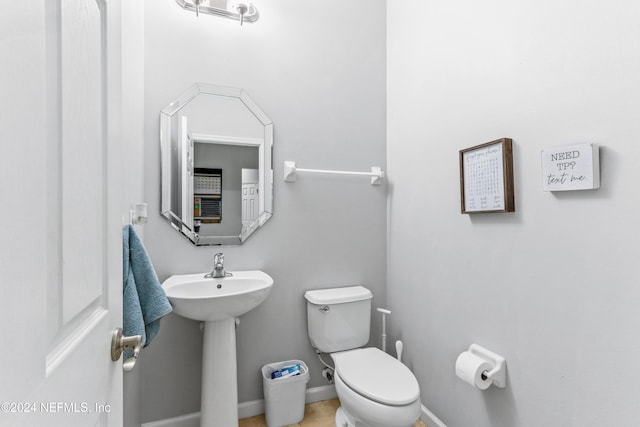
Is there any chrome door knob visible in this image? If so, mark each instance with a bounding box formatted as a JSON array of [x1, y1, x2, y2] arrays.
[[111, 328, 142, 372]]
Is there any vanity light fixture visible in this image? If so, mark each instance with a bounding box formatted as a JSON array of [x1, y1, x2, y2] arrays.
[[175, 0, 259, 25]]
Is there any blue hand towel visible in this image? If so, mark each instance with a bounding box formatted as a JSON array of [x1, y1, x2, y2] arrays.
[[123, 224, 172, 348]]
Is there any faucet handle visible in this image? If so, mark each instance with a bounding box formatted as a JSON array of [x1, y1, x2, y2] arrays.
[[213, 252, 224, 267]]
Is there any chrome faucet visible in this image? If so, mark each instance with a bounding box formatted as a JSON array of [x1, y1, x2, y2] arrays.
[[205, 252, 230, 278]]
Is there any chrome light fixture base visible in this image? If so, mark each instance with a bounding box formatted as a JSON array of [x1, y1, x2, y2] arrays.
[[175, 0, 259, 24]]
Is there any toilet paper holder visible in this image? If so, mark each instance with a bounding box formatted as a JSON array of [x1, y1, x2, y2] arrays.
[[467, 344, 506, 388]]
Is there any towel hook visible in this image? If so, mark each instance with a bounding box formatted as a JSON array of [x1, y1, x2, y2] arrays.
[[111, 328, 142, 372]]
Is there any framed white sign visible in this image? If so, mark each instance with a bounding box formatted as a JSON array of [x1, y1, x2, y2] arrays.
[[541, 143, 600, 191]]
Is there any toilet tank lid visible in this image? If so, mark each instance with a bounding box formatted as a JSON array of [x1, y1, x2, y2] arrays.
[[304, 286, 372, 305]]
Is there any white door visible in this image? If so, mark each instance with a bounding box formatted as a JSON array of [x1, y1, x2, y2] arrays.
[[182, 119, 194, 230], [242, 183, 260, 228], [0, 1, 125, 426]]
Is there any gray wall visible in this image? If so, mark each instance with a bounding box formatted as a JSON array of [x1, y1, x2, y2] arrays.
[[140, 0, 387, 423], [387, 1, 640, 426]]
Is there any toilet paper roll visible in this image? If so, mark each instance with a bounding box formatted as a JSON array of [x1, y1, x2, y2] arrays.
[[455, 351, 493, 390]]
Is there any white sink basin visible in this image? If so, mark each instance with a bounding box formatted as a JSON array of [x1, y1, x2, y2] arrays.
[[162, 270, 274, 322]]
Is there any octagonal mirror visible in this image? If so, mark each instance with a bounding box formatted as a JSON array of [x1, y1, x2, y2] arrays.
[[160, 83, 273, 245]]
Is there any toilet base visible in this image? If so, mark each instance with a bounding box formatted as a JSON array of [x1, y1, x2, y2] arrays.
[[335, 407, 351, 427], [335, 404, 418, 427]]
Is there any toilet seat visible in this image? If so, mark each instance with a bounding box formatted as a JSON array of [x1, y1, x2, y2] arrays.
[[332, 347, 420, 406]]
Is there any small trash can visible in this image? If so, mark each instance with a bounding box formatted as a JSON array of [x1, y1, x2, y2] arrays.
[[261, 359, 310, 427]]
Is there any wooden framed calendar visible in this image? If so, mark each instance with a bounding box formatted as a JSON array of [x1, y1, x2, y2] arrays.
[[459, 138, 515, 214]]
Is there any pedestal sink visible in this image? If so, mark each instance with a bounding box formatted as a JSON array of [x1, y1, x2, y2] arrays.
[[162, 270, 274, 427]]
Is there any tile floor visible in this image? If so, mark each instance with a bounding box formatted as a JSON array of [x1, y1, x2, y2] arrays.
[[238, 398, 428, 427]]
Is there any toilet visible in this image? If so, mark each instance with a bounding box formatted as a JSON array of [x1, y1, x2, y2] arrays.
[[305, 286, 421, 427]]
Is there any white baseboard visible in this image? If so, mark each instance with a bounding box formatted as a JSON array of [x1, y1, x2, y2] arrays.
[[237, 398, 264, 420], [305, 384, 338, 404], [421, 403, 447, 427], [141, 411, 200, 427], [141, 385, 337, 427], [238, 384, 336, 419]]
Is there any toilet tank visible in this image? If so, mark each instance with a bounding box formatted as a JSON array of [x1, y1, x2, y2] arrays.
[[304, 286, 373, 353]]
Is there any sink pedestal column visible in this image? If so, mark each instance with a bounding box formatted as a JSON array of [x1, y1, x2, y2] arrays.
[[201, 318, 238, 427]]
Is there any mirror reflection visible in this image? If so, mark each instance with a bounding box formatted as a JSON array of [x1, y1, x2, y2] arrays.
[[160, 83, 273, 245]]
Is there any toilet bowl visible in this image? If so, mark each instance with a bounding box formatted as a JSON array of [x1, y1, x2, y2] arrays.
[[331, 347, 421, 427]]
